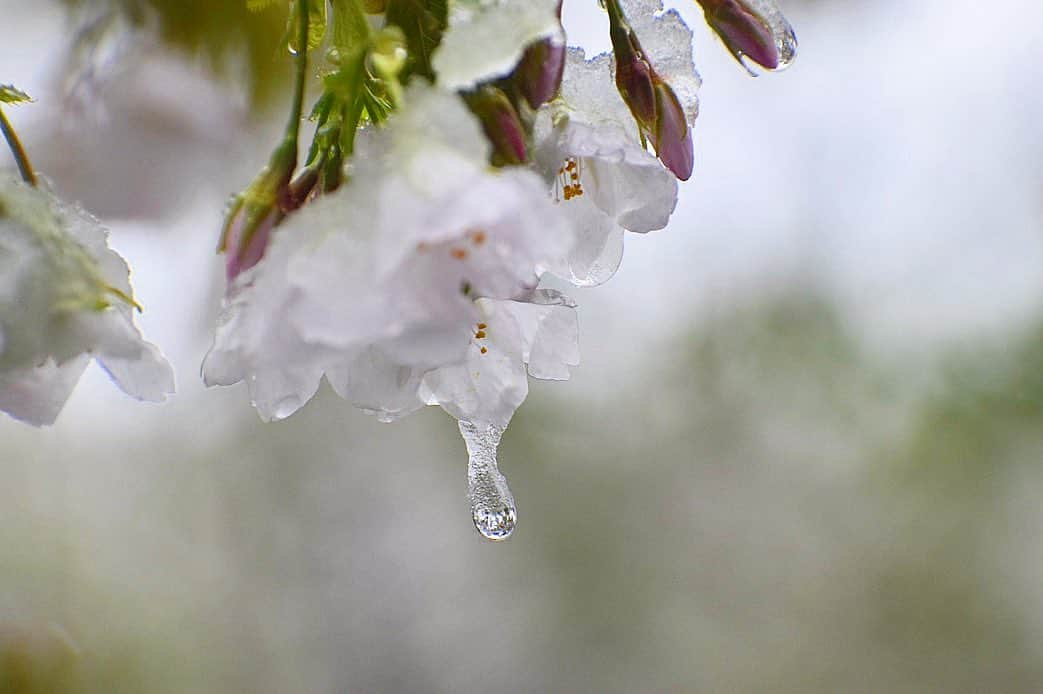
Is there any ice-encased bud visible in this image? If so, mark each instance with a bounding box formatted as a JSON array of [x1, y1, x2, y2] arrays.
[[608, 0, 695, 180], [695, 0, 797, 73], [459, 420, 517, 541]]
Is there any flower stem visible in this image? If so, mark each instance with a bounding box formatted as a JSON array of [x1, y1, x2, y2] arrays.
[[0, 105, 37, 186], [285, 0, 312, 145]]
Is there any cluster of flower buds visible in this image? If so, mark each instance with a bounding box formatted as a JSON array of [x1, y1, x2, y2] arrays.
[[606, 0, 693, 180]]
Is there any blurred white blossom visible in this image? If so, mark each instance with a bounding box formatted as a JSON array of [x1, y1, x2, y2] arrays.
[[0, 177, 174, 425]]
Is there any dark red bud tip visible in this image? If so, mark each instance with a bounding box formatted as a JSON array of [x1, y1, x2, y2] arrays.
[[652, 82, 694, 180], [467, 89, 529, 166], [493, 107, 528, 164], [516, 38, 566, 110], [700, 0, 780, 71]]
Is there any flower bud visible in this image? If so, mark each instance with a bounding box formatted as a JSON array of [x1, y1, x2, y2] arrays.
[[652, 82, 693, 181], [695, 0, 797, 73], [515, 36, 566, 110], [465, 87, 528, 166], [607, 5, 694, 181], [514, 0, 565, 110], [218, 140, 296, 281], [221, 202, 279, 282], [610, 25, 657, 132]]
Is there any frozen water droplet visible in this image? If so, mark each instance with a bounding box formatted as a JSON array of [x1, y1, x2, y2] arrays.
[[769, 17, 797, 71], [459, 421, 517, 541], [704, 0, 798, 76], [746, 0, 798, 73]]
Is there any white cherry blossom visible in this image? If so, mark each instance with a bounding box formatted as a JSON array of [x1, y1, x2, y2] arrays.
[[0, 177, 174, 425], [533, 48, 680, 286], [203, 86, 574, 422], [420, 289, 580, 429]]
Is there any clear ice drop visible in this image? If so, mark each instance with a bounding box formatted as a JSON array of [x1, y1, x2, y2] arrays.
[[745, 0, 798, 72], [459, 420, 517, 541], [700, 0, 798, 76]]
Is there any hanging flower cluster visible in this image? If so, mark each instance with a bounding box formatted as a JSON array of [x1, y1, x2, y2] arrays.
[[1, 0, 796, 540], [0, 83, 174, 425]]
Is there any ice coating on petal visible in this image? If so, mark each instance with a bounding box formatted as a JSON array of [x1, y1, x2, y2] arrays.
[[459, 420, 517, 541], [420, 299, 529, 430], [367, 85, 490, 182], [542, 188, 626, 287], [203, 85, 575, 424], [533, 50, 678, 285], [324, 346, 427, 423], [557, 49, 637, 138], [90, 311, 175, 402], [711, 0, 797, 73], [498, 290, 579, 381], [433, 0, 563, 90], [203, 233, 330, 422]]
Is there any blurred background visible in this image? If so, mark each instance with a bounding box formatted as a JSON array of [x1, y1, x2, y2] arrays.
[[3, 0, 1043, 691]]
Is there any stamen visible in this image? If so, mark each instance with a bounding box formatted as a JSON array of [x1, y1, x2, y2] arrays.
[[473, 321, 490, 355], [555, 157, 584, 202]]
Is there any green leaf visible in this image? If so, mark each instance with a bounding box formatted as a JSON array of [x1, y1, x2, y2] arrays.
[[384, 0, 448, 81], [329, 0, 371, 55], [288, 0, 328, 53], [0, 84, 33, 105]]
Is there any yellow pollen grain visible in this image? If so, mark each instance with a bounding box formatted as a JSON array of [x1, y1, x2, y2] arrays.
[[450, 247, 468, 260]]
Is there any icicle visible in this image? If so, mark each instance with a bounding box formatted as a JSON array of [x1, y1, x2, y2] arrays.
[[459, 420, 517, 541]]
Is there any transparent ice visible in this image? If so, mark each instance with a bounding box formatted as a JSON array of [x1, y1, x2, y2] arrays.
[[459, 420, 517, 541], [736, 0, 799, 75]]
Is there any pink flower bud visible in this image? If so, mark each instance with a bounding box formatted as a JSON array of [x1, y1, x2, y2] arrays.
[[610, 23, 657, 132], [516, 37, 566, 110], [218, 138, 300, 281], [515, 1, 565, 110], [466, 88, 528, 166], [652, 82, 693, 181], [222, 204, 279, 281], [695, 0, 797, 73]]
